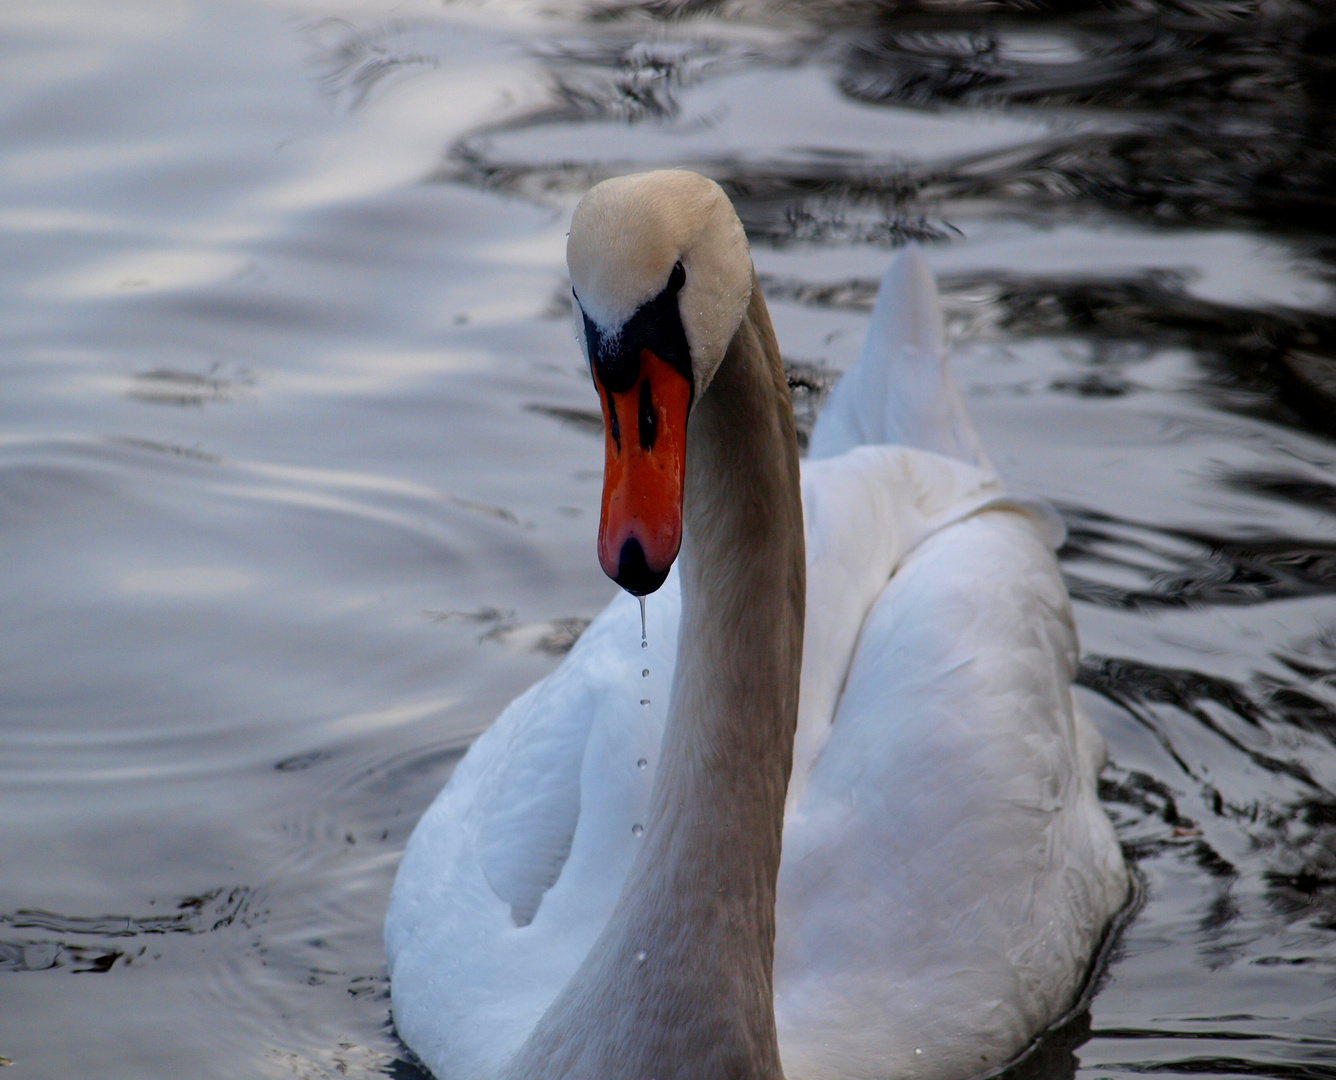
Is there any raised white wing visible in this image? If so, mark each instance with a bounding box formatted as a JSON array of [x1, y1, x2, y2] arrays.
[[808, 245, 991, 471]]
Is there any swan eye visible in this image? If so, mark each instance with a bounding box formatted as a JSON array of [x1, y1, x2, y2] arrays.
[[638, 379, 657, 451], [667, 261, 685, 293]]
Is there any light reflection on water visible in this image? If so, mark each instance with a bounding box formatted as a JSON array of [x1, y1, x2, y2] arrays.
[[3, 1, 1336, 1078]]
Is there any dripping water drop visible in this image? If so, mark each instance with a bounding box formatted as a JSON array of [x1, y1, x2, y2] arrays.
[[640, 699, 650, 706], [631, 823, 644, 836], [637, 758, 647, 769], [642, 668, 649, 678], [638, 595, 647, 648], [634, 950, 647, 963]]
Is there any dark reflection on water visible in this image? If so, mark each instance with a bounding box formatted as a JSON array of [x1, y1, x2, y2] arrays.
[[1059, 504, 1336, 610], [768, 267, 1336, 432], [0, 888, 260, 974], [836, 14, 1336, 226], [5, 1, 1336, 1078]]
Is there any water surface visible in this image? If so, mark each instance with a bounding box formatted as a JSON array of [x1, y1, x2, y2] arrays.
[[3, 2, 1336, 1077]]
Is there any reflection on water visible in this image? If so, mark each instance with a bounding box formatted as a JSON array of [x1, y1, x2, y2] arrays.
[[4, 1, 1336, 1078]]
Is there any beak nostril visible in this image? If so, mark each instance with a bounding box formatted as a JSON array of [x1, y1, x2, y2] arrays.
[[606, 385, 621, 451], [638, 380, 657, 451]]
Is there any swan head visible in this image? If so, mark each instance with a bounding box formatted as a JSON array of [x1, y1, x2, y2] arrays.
[[567, 170, 753, 596]]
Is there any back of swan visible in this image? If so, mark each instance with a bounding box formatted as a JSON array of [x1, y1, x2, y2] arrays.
[[776, 246, 1127, 1078]]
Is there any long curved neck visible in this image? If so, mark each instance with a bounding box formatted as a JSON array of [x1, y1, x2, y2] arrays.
[[506, 277, 805, 1080]]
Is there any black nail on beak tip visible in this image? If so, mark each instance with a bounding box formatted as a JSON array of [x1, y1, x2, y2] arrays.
[[616, 538, 669, 597]]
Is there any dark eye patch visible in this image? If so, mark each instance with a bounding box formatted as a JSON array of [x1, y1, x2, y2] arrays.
[[575, 263, 693, 399]]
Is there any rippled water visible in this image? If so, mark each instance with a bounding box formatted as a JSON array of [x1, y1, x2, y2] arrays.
[[4, 2, 1336, 1077]]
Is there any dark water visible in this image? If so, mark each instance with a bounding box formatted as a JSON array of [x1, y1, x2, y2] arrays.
[[4, 2, 1336, 1077]]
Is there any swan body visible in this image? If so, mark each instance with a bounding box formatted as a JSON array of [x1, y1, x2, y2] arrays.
[[386, 172, 1128, 1080]]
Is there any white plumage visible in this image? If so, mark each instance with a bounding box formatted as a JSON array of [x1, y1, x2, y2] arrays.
[[385, 245, 1128, 1080]]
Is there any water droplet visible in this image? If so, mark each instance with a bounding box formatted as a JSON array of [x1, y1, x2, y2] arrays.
[[634, 950, 647, 963], [642, 668, 649, 678], [637, 758, 647, 769], [915, 1049, 922, 1055], [638, 595, 647, 648], [640, 698, 650, 706], [631, 823, 644, 836]]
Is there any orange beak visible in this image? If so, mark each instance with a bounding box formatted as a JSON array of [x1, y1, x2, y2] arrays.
[[595, 348, 692, 595]]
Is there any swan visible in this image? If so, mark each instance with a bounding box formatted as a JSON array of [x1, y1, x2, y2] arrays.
[[384, 170, 1129, 1080]]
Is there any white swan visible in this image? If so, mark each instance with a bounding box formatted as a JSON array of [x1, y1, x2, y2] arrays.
[[385, 170, 1128, 1080]]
